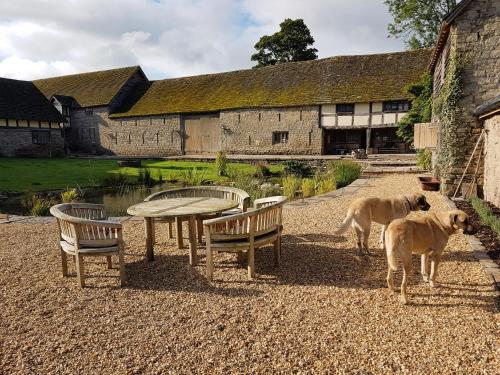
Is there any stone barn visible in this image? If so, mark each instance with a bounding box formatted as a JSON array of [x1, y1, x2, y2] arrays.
[[428, 0, 499, 197]]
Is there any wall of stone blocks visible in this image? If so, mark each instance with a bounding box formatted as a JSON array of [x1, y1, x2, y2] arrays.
[[0, 128, 64, 157], [433, 0, 499, 195], [484, 114, 500, 208], [220, 106, 323, 154], [68, 107, 183, 156]]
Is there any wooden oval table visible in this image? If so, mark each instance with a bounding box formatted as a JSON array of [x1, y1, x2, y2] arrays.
[[127, 197, 239, 265]]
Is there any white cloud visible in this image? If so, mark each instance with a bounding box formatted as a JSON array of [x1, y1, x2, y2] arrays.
[[0, 0, 405, 81]]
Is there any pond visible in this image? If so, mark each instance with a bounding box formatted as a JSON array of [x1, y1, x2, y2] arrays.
[[0, 183, 180, 217]]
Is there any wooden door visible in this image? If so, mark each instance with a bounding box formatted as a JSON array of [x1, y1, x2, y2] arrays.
[[184, 115, 221, 154]]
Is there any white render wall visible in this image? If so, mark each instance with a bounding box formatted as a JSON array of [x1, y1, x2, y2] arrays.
[[320, 102, 407, 128]]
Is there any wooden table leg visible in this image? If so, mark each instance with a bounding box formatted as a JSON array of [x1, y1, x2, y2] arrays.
[[176, 217, 184, 249], [144, 217, 154, 261], [188, 215, 197, 266]]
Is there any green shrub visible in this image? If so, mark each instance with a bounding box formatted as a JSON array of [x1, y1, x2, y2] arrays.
[[215, 151, 228, 177], [254, 161, 271, 178], [102, 170, 128, 187], [22, 194, 56, 216], [470, 198, 500, 237], [61, 188, 79, 203], [317, 178, 336, 194], [416, 149, 432, 171], [301, 178, 316, 198], [329, 160, 361, 188], [282, 175, 301, 199], [177, 167, 205, 186], [282, 160, 312, 178]]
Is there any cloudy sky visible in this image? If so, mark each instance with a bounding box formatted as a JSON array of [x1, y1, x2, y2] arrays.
[[0, 0, 405, 81]]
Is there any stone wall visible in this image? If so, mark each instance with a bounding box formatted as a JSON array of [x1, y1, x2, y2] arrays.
[[0, 128, 64, 157], [68, 107, 183, 156], [484, 114, 500, 208], [220, 106, 322, 154], [433, 0, 499, 195]]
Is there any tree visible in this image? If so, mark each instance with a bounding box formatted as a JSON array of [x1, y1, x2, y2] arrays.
[[385, 0, 457, 49], [396, 73, 433, 144], [251, 18, 318, 68]]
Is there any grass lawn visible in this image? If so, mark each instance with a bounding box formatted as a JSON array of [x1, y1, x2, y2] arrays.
[[0, 158, 282, 192]]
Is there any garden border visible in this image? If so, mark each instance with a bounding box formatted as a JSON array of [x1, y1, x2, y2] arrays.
[[445, 197, 500, 291]]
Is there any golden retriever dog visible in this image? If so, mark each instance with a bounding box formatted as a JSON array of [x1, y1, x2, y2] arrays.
[[385, 210, 476, 305], [335, 194, 430, 255]]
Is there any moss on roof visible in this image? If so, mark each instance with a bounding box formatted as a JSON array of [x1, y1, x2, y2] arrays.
[[33, 66, 140, 108], [0, 78, 66, 122], [111, 49, 432, 118]]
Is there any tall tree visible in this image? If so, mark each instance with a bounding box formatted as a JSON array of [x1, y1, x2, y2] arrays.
[[385, 0, 457, 49], [251, 18, 318, 68]]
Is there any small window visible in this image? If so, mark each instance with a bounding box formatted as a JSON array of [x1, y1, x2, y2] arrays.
[[32, 130, 50, 145], [383, 100, 411, 112], [85, 108, 93, 116], [336, 103, 354, 115], [272, 131, 289, 145]]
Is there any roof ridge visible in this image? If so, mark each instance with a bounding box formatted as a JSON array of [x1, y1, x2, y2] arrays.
[[150, 49, 432, 83], [33, 65, 140, 82]]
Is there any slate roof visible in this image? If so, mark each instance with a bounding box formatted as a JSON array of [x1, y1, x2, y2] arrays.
[[33, 66, 141, 108], [474, 95, 500, 119], [110, 49, 432, 118], [0, 77, 66, 122]]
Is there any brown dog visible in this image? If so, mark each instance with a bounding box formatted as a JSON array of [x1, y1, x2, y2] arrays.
[[385, 210, 476, 304], [335, 194, 430, 255]]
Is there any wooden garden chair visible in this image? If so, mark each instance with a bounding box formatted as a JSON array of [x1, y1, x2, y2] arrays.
[[203, 196, 287, 280], [50, 203, 125, 287]]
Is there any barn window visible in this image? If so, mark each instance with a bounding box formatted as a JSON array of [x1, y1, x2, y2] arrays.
[[85, 108, 93, 116], [142, 132, 146, 144], [32, 130, 50, 145], [258, 113, 261, 121], [272, 131, 288, 145], [128, 133, 131, 144], [336, 104, 354, 115], [278, 113, 281, 122], [382, 101, 411, 112], [238, 113, 241, 123]]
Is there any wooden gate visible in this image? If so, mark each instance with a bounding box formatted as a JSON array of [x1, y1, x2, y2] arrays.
[[184, 114, 221, 154]]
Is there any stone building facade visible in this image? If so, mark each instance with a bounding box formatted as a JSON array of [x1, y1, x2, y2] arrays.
[[68, 107, 182, 156], [221, 106, 322, 155], [430, 0, 500, 195]]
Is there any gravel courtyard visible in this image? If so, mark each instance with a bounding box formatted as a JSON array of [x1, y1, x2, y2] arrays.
[[1, 174, 498, 374]]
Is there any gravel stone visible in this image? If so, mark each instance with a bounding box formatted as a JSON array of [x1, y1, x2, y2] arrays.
[[0, 174, 498, 374]]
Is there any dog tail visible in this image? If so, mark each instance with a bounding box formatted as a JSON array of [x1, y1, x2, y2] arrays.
[[335, 209, 354, 235], [385, 231, 398, 271]]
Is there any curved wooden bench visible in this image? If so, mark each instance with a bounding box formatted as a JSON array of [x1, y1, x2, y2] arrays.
[[50, 203, 125, 287], [203, 196, 287, 280], [144, 186, 250, 246]]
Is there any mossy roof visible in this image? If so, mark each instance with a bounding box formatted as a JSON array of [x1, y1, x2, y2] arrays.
[[0, 77, 66, 122], [33, 66, 140, 108], [111, 49, 432, 118]]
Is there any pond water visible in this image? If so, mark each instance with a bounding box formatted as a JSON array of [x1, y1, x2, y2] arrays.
[[0, 183, 180, 217]]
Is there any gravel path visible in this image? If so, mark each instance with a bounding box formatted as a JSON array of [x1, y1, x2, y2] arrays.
[[1, 174, 498, 374]]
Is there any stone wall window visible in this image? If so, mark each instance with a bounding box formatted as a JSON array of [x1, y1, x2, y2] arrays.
[[382, 100, 411, 112], [336, 104, 354, 115], [32, 130, 50, 145], [272, 131, 289, 145]]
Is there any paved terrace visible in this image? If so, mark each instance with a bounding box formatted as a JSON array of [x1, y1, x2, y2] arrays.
[[0, 174, 497, 373]]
